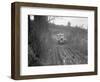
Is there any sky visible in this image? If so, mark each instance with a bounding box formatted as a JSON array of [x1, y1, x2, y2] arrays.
[[48, 16, 88, 29], [29, 15, 88, 29]]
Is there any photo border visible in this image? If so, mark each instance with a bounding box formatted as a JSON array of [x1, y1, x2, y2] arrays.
[[11, 2, 98, 80]]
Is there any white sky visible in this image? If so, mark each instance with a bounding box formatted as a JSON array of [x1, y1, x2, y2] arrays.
[[29, 15, 88, 29], [48, 16, 88, 29]]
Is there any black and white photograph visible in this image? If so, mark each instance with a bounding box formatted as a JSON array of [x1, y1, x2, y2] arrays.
[[28, 15, 88, 66], [11, 2, 97, 79]]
